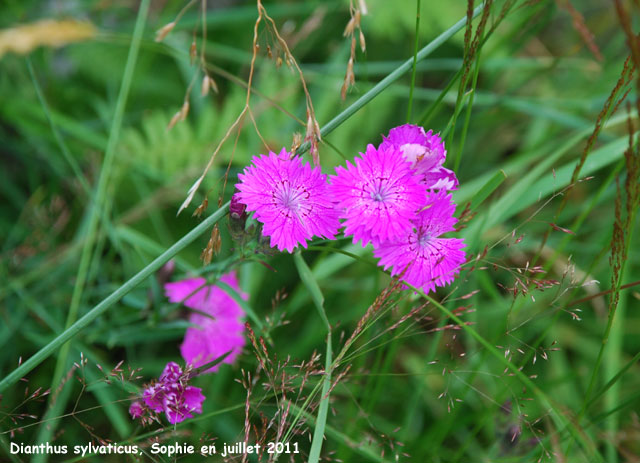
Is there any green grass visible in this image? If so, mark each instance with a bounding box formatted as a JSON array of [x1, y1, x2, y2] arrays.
[[1, 0, 639, 462]]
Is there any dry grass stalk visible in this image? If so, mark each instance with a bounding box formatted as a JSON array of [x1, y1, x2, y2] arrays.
[[178, 0, 323, 216], [555, 0, 603, 61], [341, 0, 367, 100]]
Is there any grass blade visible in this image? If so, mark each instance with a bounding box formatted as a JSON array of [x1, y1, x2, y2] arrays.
[[294, 251, 332, 463], [467, 169, 506, 212]]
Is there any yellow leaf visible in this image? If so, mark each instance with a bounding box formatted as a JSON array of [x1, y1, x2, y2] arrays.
[[0, 19, 96, 58]]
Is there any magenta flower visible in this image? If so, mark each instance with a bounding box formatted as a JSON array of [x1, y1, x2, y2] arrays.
[[138, 362, 206, 425], [229, 192, 247, 219], [129, 401, 144, 419], [422, 166, 458, 191], [164, 272, 246, 372], [330, 144, 426, 247], [379, 124, 458, 190], [235, 148, 341, 253], [142, 383, 165, 413], [163, 382, 206, 425], [373, 191, 466, 293]]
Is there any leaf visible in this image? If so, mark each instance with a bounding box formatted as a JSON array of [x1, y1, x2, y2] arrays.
[[0, 19, 96, 58], [469, 169, 507, 211]]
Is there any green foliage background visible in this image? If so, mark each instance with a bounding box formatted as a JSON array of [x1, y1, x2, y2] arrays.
[[1, 0, 639, 462]]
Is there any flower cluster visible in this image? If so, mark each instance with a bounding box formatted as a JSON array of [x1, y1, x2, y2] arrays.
[[130, 362, 205, 425], [235, 124, 466, 293], [164, 271, 246, 372], [130, 271, 247, 425]]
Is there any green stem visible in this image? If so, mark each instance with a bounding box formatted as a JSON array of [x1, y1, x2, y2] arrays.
[[454, 46, 482, 172], [406, 0, 421, 122], [579, 204, 638, 416], [0, 202, 229, 394], [308, 333, 332, 463]]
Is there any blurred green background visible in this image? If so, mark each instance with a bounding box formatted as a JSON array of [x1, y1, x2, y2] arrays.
[[1, 0, 639, 462]]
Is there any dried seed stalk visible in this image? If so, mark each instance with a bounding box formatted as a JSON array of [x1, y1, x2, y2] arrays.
[[341, 0, 367, 100]]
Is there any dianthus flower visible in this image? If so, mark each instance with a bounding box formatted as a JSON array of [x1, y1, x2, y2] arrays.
[[128, 401, 144, 419], [164, 272, 246, 372], [379, 124, 458, 191], [235, 148, 341, 253], [373, 191, 466, 293], [330, 144, 426, 247], [136, 362, 205, 425]]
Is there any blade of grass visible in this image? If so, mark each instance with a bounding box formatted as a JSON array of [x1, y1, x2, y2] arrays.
[[26, 57, 91, 196], [587, 349, 640, 409], [454, 49, 483, 171], [604, 292, 626, 463], [577, 192, 639, 430], [468, 169, 506, 211], [294, 251, 332, 463]]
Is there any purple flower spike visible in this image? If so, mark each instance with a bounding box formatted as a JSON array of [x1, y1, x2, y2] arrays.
[[374, 191, 466, 293], [235, 148, 341, 253], [379, 124, 458, 191], [330, 144, 426, 247]]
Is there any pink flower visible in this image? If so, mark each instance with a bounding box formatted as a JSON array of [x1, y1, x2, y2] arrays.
[[129, 401, 144, 419], [164, 273, 244, 319], [164, 272, 246, 372], [373, 191, 466, 293], [143, 383, 165, 413], [163, 384, 205, 425], [330, 144, 426, 247], [235, 148, 341, 252], [422, 166, 458, 191], [379, 124, 458, 190], [137, 362, 206, 425]]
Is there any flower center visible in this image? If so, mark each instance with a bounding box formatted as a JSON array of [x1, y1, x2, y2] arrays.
[[273, 180, 309, 212], [370, 186, 388, 202], [417, 230, 431, 247]]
